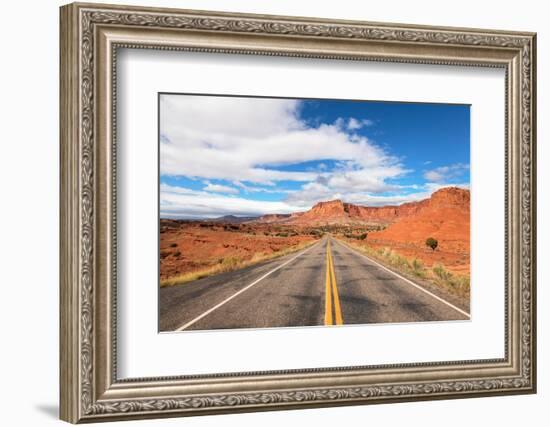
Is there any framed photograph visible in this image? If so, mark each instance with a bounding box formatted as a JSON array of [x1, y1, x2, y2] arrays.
[[60, 2, 537, 423]]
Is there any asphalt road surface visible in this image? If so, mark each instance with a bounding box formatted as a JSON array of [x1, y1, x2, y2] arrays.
[[159, 236, 470, 332]]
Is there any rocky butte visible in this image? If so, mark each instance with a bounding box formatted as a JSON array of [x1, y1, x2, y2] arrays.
[[254, 186, 470, 227]]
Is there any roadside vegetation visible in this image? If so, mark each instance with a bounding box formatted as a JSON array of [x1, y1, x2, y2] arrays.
[[342, 241, 470, 299], [160, 239, 318, 287]]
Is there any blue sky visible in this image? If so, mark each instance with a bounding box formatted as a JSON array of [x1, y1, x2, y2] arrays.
[[160, 94, 469, 218]]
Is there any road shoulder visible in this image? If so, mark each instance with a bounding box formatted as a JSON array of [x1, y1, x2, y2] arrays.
[[333, 238, 470, 314]]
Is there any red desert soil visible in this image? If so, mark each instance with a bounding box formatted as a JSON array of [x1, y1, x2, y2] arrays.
[[160, 222, 317, 281]]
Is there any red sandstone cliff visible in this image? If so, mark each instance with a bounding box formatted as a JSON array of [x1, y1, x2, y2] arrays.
[[368, 187, 470, 253], [253, 187, 469, 230], [258, 187, 468, 226]]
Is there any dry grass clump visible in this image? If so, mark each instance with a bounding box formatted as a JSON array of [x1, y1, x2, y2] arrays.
[[411, 258, 426, 278], [432, 263, 452, 280]]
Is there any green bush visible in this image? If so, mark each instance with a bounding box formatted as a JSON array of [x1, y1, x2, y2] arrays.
[[426, 237, 438, 251]]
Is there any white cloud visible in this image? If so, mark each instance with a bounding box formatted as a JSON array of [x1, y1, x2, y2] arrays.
[[203, 182, 239, 195], [326, 165, 408, 192], [232, 180, 291, 194], [284, 162, 410, 207], [343, 182, 469, 206], [346, 117, 374, 130], [347, 118, 362, 130], [424, 182, 470, 193], [160, 182, 470, 218], [336, 117, 374, 131], [424, 163, 469, 183], [285, 181, 470, 208], [160, 183, 298, 218], [160, 95, 398, 187]]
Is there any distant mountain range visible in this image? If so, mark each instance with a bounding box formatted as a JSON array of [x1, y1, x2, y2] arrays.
[[210, 215, 258, 224]]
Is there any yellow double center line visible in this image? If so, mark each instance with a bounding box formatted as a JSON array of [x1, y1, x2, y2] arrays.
[[324, 239, 343, 325]]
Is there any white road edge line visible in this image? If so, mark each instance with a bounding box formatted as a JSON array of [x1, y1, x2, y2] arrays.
[[175, 240, 323, 331], [334, 239, 471, 319]]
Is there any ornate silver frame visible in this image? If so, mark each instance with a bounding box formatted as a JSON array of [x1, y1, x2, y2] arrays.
[[60, 2, 537, 423]]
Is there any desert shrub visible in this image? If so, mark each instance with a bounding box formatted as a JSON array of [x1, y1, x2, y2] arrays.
[[276, 232, 289, 238], [426, 237, 438, 251], [173, 250, 181, 258], [170, 243, 178, 248], [433, 263, 452, 281], [358, 233, 368, 240]]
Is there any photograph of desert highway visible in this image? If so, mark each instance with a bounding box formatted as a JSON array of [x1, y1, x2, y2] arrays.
[[159, 93, 471, 332]]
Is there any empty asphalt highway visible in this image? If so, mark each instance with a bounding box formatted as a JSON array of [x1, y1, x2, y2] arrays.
[[159, 236, 470, 332]]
